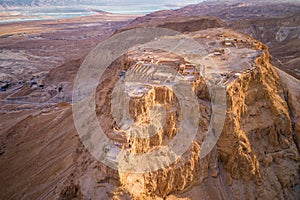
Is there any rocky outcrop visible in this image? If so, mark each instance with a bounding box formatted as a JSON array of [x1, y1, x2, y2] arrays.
[[218, 48, 299, 199], [93, 29, 300, 199]]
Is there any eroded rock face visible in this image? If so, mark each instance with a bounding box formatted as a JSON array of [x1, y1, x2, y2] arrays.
[[96, 48, 211, 198], [94, 29, 300, 199], [218, 50, 299, 199]]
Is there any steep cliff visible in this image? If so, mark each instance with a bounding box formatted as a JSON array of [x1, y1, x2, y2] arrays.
[[93, 28, 300, 199]]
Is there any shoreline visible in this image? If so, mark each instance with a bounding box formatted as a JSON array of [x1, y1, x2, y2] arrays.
[[0, 12, 142, 37], [0, 9, 142, 25]]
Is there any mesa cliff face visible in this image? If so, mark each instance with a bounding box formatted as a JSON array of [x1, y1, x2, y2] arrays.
[[218, 49, 299, 199], [93, 28, 300, 199]]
